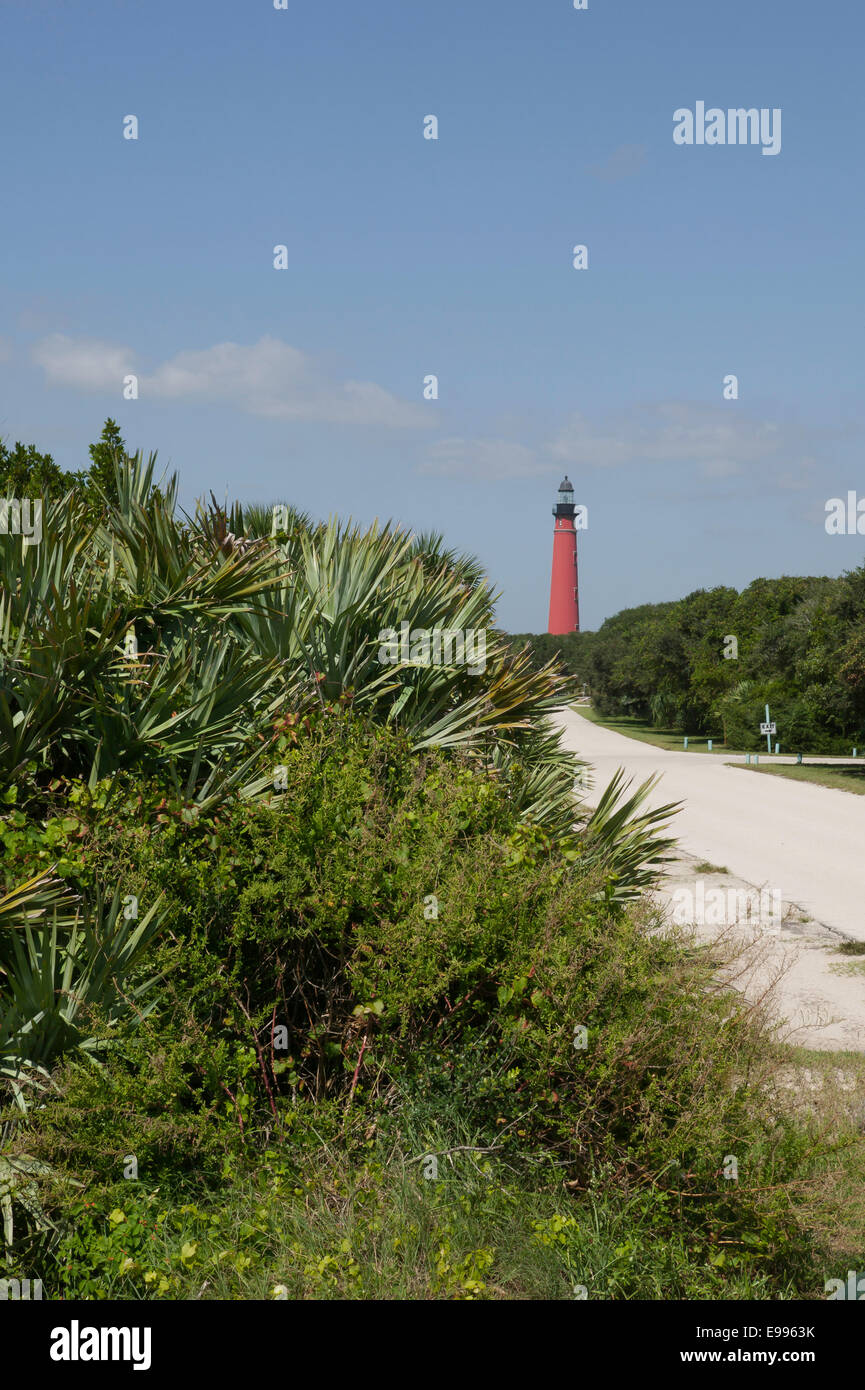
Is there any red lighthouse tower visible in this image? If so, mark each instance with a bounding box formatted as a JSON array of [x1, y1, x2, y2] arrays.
[[547, 476, 579, 633]]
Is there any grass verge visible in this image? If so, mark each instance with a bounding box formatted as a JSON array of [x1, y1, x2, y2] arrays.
[[729, 763, 865, 796], [572, 706, 732, 754]]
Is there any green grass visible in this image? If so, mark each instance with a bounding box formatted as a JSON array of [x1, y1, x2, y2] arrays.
[[730, 763, 865, 796], [35, 1109, 810, 1302], [30, 1041, 865, 1302], [573, 706, 731, 753], [50, 1157, 785, 1301], [767, 1048, 865, 1272], [693, 861, 730, 875], [574, 707, 865, 779]]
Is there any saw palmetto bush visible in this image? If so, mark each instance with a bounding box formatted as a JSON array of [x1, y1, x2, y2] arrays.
[[0, 871, 164, 1112], [1, 455, 576, 801], [0, 462, 284, 798], [0, 450, 621, 834], [0, 449, 677, 1120], [7, 446, 848, 1305]]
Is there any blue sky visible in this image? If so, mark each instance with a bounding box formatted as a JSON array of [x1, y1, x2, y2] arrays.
[[1, 0, 863, 630]]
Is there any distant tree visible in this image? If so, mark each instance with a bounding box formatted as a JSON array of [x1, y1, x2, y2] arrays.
[[87, 418, 128, 503], [505, 632, 589, 683], [566, 571, 865, 750], [0, 439, 82, 498]]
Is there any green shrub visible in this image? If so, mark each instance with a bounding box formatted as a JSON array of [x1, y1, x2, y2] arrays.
[[0, 712, 830, 1300]]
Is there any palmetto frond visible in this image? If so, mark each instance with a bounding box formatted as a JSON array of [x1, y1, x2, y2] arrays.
[[577, 769, 681, 902], [0, 450, 670, 905], [0, 878, 164, 1112]]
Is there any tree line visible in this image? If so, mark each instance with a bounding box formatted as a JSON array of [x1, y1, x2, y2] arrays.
[[511, 568, 865, 752]]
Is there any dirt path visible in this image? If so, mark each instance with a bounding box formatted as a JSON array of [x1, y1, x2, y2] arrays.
[[555, 705, 865, 1052]]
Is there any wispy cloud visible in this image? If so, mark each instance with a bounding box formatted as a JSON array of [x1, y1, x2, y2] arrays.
[[549, 402, 786, 477], [419, 436, 541, 480], [31, 334, 431, 429], [418, 403, 824, 484], [32, 334, 132, 389], [587, 144, 647, 182]]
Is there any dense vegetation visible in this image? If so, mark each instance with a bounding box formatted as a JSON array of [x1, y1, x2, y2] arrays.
[[1, 428, 862, 1299], [513, 569, 865, 752]]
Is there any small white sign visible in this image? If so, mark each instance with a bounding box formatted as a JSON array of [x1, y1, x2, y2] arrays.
[[759, 722, 777, 735]]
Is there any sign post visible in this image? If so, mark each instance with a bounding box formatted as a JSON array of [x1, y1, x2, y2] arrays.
[[759, 705, 776, 754]]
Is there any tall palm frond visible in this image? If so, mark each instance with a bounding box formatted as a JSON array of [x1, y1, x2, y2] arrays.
[[577, 769, 681, 901]]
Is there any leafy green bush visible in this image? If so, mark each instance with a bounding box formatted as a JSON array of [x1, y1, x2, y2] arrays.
[[0, 433, 857, 1301], [0, 710, 830, 1302]]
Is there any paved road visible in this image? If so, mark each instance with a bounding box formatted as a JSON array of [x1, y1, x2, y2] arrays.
[[555, 706, 865, 941]]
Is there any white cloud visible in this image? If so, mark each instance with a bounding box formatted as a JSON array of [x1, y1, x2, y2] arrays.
[[31, 334, 430, 429], [774, 458, 818, 492], [417, 403, 819, 486], [420, 436, 541, 480], [549, 402, 786, 477], [32, 334, 134, 390]]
